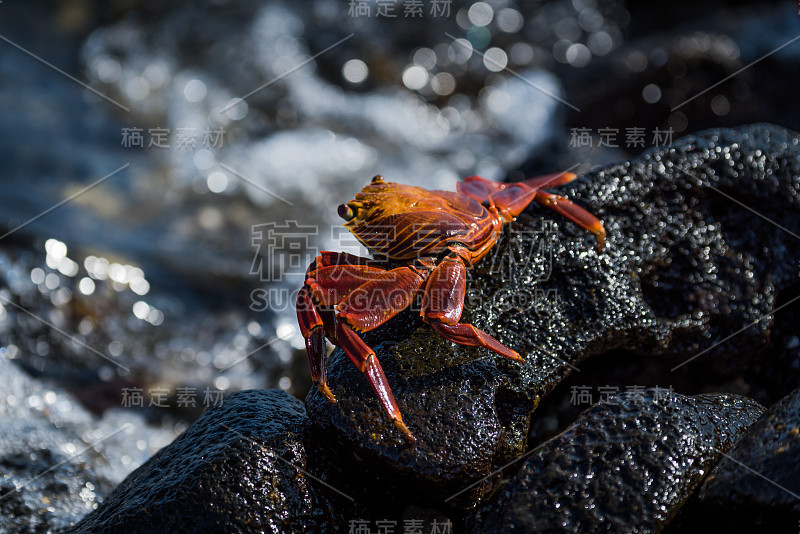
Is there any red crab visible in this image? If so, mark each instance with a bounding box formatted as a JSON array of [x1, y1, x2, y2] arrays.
[[296, 173, 605, 442]]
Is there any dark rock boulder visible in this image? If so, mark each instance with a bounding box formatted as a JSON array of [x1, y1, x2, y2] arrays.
[[306, 124, 800, 504], [467, 390, 765, 533], [680, 386, 800, 533], [67, 390, 353, 534]]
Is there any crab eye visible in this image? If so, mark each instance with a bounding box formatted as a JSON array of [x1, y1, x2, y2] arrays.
[[371, 175, 384, 183], [337, 204, 355, 221]]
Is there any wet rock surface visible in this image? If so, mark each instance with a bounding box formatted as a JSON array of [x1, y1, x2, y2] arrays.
[[66, 390, 353, 534], [306, 123, 800, 502], [675, 386, 800, 533], [467, 390, 765, 533]]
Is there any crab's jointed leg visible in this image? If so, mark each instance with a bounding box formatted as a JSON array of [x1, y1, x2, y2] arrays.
[[335, 266, 429, 442], [297, 253, 388, 404], [421, 250, 523, 362], [459, 172, 577, 205], [520, 171, 579, 189], [458, 174, 606, 252], [533, 191, 606, 252], [296, 285, 336, 402]]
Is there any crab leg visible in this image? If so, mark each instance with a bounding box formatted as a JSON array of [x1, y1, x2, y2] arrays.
[[534, 191, 606, 252], [335, 322, 416, 442], [421, 254, 523, 362], [298, 258, 389, 402], [306, 254, 386, 338], [307, 263, 388, 307], [520, 171, 578, 189], [296, 286, 337, 403], [459, 174, 605, 251], [313, 250, 387, 269], [459, 172, 577, 201], [335, 267, 428, 442]]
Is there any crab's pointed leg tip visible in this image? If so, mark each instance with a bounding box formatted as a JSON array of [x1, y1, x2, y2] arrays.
[[590, 224, 606, 253], [498, 346, 523, 363], [318, 383, 338, 404], [394, 418, 416, 443]]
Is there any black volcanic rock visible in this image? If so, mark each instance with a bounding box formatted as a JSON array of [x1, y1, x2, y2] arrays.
[[306, 124, 800, 503], [66, 390, 353, 534], [467, 390, 765, 533], [684, 386, 800, 533]]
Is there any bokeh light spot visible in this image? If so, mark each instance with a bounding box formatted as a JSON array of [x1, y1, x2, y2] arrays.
[[483, 47, 508, 72], [496, 8, 523, 33], [402, 65, 428, 90], [184, 79, 207, 102], [342, 59, 368, 84], [468, 2, 494, 27], [207, 171, 229, 193], [643, 84, 662, 104]]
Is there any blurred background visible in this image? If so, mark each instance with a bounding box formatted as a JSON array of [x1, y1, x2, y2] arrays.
[[0, 0, 799, 523]]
